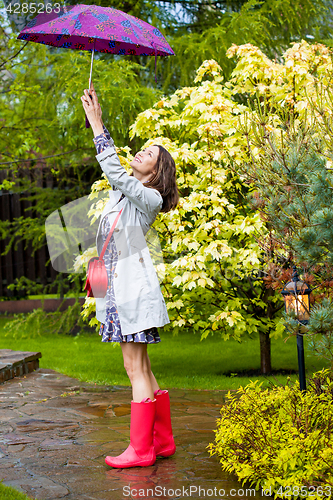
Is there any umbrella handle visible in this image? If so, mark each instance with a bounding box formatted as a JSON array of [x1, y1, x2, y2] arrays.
[[85, 93, 92, 128]]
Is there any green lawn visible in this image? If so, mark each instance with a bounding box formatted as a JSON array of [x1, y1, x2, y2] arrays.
[[0, 316, 329, 390], [0, 483, 34, 500]]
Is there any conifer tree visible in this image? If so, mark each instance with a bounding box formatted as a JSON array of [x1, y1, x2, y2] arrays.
[[233, 43, 333, 367]]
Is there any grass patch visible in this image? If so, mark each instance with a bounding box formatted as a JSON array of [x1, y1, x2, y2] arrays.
[[0, 316, 329, 390], [0, 483, 35, 500]]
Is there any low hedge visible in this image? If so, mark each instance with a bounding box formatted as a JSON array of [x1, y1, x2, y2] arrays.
[[208, 370, 333, 499]]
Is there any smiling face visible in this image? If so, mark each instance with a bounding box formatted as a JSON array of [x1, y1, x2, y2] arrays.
[[129, 145, 160, 184]]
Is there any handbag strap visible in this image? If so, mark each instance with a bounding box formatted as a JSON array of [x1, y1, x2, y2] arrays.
[[99, 208, 123, 260]]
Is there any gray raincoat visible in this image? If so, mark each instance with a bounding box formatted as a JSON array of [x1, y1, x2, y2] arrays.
[[94, 144, 170, 335]]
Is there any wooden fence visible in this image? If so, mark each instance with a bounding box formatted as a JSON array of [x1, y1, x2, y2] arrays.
[[0, 154, 97, 298], [0, 189, 59, 298], [0, 161, 61, 298]]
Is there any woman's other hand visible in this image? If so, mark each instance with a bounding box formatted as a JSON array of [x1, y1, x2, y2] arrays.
[[81, 82, 104, 136]]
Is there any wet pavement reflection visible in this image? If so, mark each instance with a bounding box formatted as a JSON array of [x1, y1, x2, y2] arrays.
[[0, 368, 268, 500]]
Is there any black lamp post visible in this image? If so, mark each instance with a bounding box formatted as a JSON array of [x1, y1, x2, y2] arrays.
[[281, 266, 311, 391]]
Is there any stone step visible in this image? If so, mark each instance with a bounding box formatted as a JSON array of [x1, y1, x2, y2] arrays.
[[0, 349, 42, 384]]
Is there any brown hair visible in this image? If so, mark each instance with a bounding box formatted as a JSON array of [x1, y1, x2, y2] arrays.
[[142, 145, 179, 213]]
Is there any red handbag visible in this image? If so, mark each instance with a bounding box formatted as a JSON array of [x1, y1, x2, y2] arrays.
[[84, 209, 123, 298]]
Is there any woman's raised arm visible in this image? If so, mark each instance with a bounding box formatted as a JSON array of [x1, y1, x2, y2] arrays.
[[81, 85, 162, 215], [96, 147, 162, 216]]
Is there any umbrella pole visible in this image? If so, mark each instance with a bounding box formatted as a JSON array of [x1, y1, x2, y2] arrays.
[[85, 43, 95, 129], [88, 45, 94, 90]]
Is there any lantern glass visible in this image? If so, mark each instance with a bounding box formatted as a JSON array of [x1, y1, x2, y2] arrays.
[[284, 280, 310, 322]]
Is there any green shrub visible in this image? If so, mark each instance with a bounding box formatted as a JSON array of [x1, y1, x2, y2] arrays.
[[208, 370, 333, 499], [4, 300, 86, 339]]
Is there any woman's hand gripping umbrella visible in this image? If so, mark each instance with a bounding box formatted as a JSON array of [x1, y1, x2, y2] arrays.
[[81, 82, 103, 136]]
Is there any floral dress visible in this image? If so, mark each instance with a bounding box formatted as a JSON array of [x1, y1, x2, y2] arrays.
[[93, 125, 161, 344]]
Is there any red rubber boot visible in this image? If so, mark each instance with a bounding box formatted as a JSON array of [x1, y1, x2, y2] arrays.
[[105, 398, 156, 468], [153, 390, 176, 458]]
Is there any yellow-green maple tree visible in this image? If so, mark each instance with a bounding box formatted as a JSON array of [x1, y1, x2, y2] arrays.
[[80, 58, 280, 373], [80, 41, 333, 373]]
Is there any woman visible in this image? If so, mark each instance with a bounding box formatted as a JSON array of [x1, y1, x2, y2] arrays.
[[81, 84, 179, 469]]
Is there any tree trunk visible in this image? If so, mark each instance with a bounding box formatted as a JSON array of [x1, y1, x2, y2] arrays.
[[259, 330, 272, 374]]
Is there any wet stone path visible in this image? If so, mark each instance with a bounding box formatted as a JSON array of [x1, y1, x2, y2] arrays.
[[0, 369, 264, 500]]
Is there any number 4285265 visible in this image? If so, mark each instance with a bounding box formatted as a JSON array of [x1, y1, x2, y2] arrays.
[[6, 3, 61, 14]]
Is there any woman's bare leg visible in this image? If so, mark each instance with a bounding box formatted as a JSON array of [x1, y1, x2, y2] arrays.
[[121, 343, 154, 402], [145, 352, 160, 394]]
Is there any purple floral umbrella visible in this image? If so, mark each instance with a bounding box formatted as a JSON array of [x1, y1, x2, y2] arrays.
[[17, 3, 174, 126]]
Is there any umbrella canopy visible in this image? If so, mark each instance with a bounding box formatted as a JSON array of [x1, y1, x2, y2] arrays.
[[17, 4, 174, 57], [17, 4, 174, 126]]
